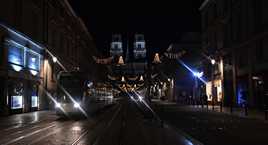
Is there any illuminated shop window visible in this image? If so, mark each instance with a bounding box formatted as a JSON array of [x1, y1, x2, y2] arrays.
[[10, 82, 24, 110], [6, 39, 41, 75], [6, 40, 25, 72], [11, 95, 23, 109], [26, 50, 40, 76], [31, 96, 38, 108], [31, 85, 39, 108]]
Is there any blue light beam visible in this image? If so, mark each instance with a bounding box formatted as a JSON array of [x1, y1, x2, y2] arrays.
[[177, 59, 207, 84]]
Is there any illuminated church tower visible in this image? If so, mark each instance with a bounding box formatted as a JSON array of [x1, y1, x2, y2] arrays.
[[133, 34, 146, 59], [110, 34, 123, 57]]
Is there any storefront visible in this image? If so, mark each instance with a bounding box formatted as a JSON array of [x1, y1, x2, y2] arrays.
[[206, 79, 223, 103], [0, 24, 44, 115]]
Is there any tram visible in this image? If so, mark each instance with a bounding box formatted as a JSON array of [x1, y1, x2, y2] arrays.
[[55, 71, 114, 117]]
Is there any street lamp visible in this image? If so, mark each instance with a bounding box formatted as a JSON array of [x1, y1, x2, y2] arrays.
[[52, 56, 57, 63], [193, 71, 203, 105], [193, 71, 204, 78], [211, 59, 216, 65]]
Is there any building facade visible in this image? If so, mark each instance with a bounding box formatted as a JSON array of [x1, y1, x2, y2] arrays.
[[109, 34, 147, 76], [0, 0, 97, 115], [110, 34, 123, 57], [200, 0, 268, 109], [166, 32, 202, 103]]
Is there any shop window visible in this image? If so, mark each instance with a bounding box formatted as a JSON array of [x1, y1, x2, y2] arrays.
[[6, 40, 25, 72], [6, 39, 42, 75], [11, 96, 23, 109], [31, 84, 38, 108], [31, 96, 38, 108], [10, 82, 24, 110], [26, 50, 40, 76]]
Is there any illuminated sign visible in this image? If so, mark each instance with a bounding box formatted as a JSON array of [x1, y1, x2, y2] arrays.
[[31, 96, 38, 108], [5, 39, 41, 74], [11, 96, 23, 109]]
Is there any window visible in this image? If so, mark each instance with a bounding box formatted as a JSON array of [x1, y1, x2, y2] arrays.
[[31, 84, 38, 108], [7, 40, 25, 72], [26, 50, 40, 71], [114, 44, 118, 49], [137, 44, 142, 49], [11, 95, 23, 109], [7, 40, 24, 66], [6, 39, 41, 75]]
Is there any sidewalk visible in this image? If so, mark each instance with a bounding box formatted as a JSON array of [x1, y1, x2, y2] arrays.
[[152, 99, 268, 121], [193, 105, 267, 121]]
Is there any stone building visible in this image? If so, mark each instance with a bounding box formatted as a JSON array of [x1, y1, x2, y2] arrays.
[[200, 0, 268, 109], [0, 0, 97, 115]]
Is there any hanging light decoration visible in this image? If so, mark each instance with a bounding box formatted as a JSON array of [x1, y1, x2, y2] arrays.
[[121, 76, 126, 82], [153, 53, 161, 64], [140, 75, 144, 81], [118, 56, 124, 65]]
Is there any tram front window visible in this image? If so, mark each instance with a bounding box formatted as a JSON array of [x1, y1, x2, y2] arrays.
[[58, 77, 84, 102]]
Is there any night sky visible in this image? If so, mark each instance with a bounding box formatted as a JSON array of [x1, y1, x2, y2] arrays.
[[68, 0, 203, 56]]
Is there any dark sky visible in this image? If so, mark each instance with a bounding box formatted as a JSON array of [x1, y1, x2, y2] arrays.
[[68, 0, 203, 55]]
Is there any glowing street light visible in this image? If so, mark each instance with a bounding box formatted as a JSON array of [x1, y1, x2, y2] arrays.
[[211, 59, 216, 65], [140, 75, 144, 81], [52, 56, 57, 63], [121, 76, 126, 82], [193, 71, 204, 78]]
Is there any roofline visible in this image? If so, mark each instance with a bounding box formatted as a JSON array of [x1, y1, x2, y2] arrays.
[[63, 0, 77, 18], [0, 22, 44, 50], [199, 0, 211, 11]]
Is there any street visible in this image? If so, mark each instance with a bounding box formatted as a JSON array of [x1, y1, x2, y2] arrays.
[[153, 101, 268, 145], [0, 97, 200, 145]]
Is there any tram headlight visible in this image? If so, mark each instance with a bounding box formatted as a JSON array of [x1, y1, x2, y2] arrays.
[[74, 102, 80, 108], [55, 102, 61, 108]]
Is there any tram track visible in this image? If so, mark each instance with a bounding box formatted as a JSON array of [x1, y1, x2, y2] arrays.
[[70, 103, 122, 145], [89, 104, 122, 145]]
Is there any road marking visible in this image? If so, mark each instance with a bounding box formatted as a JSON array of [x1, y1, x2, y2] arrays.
[[71, 130, 89, 145], [28, 121, 76, 145], [2, 124, 56, 145], [5, 121, 57, 137], [92, 105, 122, 145], [3, 124, 24, 131], [70, 105, 121, 145]]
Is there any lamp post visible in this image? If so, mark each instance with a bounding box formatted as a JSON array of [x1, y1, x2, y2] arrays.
[[193, 71, 203, 106]]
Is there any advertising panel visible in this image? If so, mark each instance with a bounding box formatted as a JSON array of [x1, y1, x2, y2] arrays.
[[11, 96, 23, 109], [31, 96, 38, 108]]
